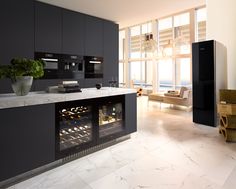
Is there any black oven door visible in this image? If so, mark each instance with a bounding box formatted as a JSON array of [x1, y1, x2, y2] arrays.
[[84, 56, 103, 78], [35, 52, 60, 79]]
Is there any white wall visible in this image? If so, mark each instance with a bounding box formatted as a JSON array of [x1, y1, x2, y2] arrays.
[[206, 0, 236, 89]]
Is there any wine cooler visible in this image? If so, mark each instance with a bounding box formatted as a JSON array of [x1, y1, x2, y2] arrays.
[[55, 96, 126, 159], [55, 100, 95, 159], [98, 96, 125, 143], [99, 103, 123, 137]]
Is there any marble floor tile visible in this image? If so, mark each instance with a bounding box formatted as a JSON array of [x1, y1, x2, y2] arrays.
[[12, 164, 91, 189], [222, 166, 236, 189], [89, 154, 190, 189], [178, 173, 221, 189], [10, 96, 236, 189]]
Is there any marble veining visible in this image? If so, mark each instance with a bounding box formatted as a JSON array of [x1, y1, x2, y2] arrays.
[[0, 87, 136, 109], [8, 96, 236, 189]]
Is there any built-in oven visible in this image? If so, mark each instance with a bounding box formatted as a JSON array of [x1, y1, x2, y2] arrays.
[[35, 52, 60, 79], [34, 52, 84, 79], [84, 56, 103, 78]]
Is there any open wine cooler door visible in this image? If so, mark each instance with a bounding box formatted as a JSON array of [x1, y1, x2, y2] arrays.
[[98, 96, 125, 140], [56, 101, 95, 159]]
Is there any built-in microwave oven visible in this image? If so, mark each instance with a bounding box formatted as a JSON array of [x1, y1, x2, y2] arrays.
[[84, 56, 103, 78], [35, 52, 84, 79]]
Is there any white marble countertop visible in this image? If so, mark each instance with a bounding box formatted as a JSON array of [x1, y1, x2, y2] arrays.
[[0, 87, 136, 109]]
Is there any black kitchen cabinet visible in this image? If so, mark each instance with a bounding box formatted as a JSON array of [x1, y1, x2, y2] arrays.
[[62, 9, 85, 55], [0, 92, 136, 185], [0, 104, 55, 182], [103, 21, 119, 86], [125, 93, 137, 134], [85, 16, 103, 56], [0, 0, 34, 93], [0, 0, 34, 65], [0, 0, 119, 94], [35, 1, 62, 53]]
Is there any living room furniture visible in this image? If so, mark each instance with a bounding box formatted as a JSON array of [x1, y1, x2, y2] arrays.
[[148, 87, 192, 108]]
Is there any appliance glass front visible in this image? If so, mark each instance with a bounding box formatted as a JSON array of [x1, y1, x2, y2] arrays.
[[84, 56, 103, 78], [35, 52, 84, 79]]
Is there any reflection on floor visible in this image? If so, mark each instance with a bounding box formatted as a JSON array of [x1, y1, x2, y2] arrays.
[[10, 96, 236, 189]]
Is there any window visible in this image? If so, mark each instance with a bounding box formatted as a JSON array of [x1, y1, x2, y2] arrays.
[[159, 59, 173, 91], [175, 58, 191, 89], [130, 61, 145, 84], [119, 6, 206, 93], [119, 62, 124, 85], [174, 12, 190, 55], [159, 17, 173, 57], [141, 22, 152, 58], [119, 30, 125, 60], [130, 25, 141, 59], [146, 61, 153, 86], [196, 8, 206, 41]]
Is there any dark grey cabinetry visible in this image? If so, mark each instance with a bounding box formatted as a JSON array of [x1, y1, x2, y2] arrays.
[[0, 0, 34, 93], [35, 1, 62, 53], [0, 104, 55, 182], [62, 9, 85, 55], [0, 0, 34, 65], [0, 1, 119, 93], [85, 16, 103, 56], [125, 93, 137, 134], [103, 21, 119, 86]]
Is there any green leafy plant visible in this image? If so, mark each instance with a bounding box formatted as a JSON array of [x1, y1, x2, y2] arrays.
[[0, 58, 45, 81]]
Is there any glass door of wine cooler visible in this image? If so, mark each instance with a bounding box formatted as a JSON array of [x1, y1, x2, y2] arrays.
[[99, 102, 124, 138], [56, 103, 94, 158]]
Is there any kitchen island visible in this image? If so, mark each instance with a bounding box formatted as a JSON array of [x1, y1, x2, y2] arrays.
[[0, 87, 137, 186]]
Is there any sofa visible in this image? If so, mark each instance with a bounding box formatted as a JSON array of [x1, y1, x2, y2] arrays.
[[148, 87, 192, 108]]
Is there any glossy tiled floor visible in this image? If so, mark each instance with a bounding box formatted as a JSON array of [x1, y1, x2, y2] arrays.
[[10, 96, 236, 189]]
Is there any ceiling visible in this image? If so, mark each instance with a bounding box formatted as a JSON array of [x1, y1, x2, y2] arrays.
[[38, 0, 205, 28]]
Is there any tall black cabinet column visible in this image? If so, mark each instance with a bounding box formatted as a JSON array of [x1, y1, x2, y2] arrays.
[[0, 0, 34, 93], [103, 21, 119, 86]]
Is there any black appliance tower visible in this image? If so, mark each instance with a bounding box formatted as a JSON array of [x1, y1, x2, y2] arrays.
[[192, 40, 227, 126]]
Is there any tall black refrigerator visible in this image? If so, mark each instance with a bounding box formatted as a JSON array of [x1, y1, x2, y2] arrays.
[[192, 40, 227, 127]]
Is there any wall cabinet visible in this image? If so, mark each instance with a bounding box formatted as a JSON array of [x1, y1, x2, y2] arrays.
[[0, 0, 34, 93], [0, 0, 118, 93], [35, 1, 62, 53], [62, 9, 85, 55], [85, 16, 103, 56], [0, 0, 34, 65], [0, 104, 55, 182], [103, 21, 119, 86]]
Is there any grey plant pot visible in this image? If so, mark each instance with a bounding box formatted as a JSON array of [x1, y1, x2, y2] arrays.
[[11, 76, 33, 96]]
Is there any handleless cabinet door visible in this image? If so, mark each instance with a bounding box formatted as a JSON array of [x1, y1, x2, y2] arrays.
[[0, 0, 34, 93], [35, 1, 62, 53], [125, 93, 137, 134], [85, 16, 103, 56], [0, 104, 55, 182], [62, 9, 85, 55], [103, 21, 119, 86]]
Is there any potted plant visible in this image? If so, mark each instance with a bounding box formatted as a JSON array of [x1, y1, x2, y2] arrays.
[[0, 58, 45, 96]]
